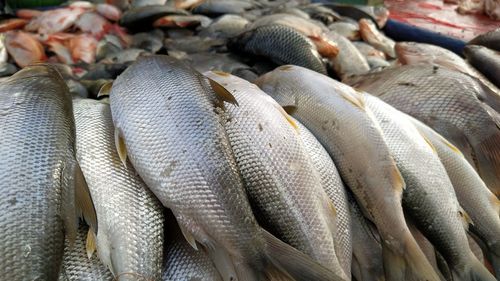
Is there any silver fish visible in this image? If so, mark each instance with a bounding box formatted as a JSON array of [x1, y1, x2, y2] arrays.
[[0, 65, 94, 280], [198, 14, 249, 39], [365, 94, 496, 281], [205, 71, 347, 280], [109, 55, 341, 281], [74, 98, 164, 280], [325, 30, 370, 79], [359, 18, 395, 58], [256, 65, 440, 281]]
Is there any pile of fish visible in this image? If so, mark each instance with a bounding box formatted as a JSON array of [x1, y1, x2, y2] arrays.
[[0, 0, 500, 281]]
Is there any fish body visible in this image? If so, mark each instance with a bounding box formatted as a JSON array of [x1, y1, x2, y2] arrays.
[[295, 118, 352, 277], [75, 12, 111, 38], [0, 18, 28, 32], [119, 5, 188, 30], [205, 71, 347, 280], [359, 18, 395, 58], [256, 65, 440, 281], [74, 98, 164, 280], [345, 65, 500, 198], [131, 30, 163, 53], [365, 94, 496, 281], [5, 31, 46, 67], [464, 45, 500, 89], [69, 34, 97, 64], [96, 4, 122, 22], [164, 36, 226, 53], [110, 55, 341, 281], [230, 25, 327, 74], [193, 0, 256, 15], [352, 41, 386, 59], [325, 30, 369, 79], [153, 15, 212, 28], [469, 28, 500, 51], [0, 65, 76, 280], [328, 22, 360, 41], [198, 14, 249, 39], [58, 223, 113, 281], [26, 8, 86, 34]]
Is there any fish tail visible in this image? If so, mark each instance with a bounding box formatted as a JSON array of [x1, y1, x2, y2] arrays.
[[473, 124, 500, 197], [381, 235, 441, 281], [452, 254, 497, 281], [256, 229, 347, 281]]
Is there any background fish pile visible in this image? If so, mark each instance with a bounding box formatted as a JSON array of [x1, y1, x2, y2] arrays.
[[0, 0, 499, 281]]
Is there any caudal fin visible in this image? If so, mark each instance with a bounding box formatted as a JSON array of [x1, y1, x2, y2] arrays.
[[452, 254, 497, 281], [381, 235, 441, 281], [259, 229, 347, 281]]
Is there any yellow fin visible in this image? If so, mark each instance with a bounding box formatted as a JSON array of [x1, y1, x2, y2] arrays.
[[86, 228, 97, 259], [440, 137, 462, 155], [212, 70, 231, 77], [75, 163, 98, 234], [278, 65, 294, 71], [390, 160, 406, 192], [208, 77, 239, 106], [420, 133, 437, 154], [275, 104, 299, 132], [340, 90, 365, 110], [178, 222, 198, 251], [96, 81, 113, 98], [458, 208, 474, 230], [490, 194, 500, 215], [114, 127, 128, 168]]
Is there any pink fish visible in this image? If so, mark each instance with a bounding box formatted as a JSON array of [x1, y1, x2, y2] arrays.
[[75, 12, 112, 39], [69, 34, 97, 64], [26, 8, 86, 34], [5, 31, 47, 67], [0, 19, 28, 32], [96, 4, 122, 21], [16, 9, 42, 19]]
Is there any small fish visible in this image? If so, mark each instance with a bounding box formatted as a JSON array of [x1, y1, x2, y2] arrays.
[[352, 41, 386, 59], [325, 31, 370, 79], [469, 28, 500, 51], [457, 0, 485, 14], [25, 8, 86, 34], [485, 0, 500, 19], [328, 21, 360, 41], [119, 5, 188, 31], [16, 9, 42, 19], [359, 18, 395, 58], [131, 30, 163, 53], [153, 15, 212, 28], [102, 48, 149, 64], [5, 31, 47, 67], [0, 62, 17, 77], [464, 45, 500, 89], [69, 34, 97, 64], [75, 12, 111, 39], [164, 36, 226, 53], [46, 39, 75, 65], [229, 25, 327, 75], [198, 14, 249, 39], [131, 0, 167, 8], [0, 18, 28, 32], [193, 0, 257, 15], [96, 4, 122, 22], [299, 3, 342, 25], [174, 0, 205, 9], [96, 34, 123, 62]]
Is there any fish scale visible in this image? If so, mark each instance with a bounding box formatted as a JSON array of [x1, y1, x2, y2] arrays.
[[73, 98, 164, 280], [0, 65, 75, 280]]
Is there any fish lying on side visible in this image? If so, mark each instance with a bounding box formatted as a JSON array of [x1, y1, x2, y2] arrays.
[[198, 14, 250, 39], [229, 24, 327, 75], [256, 65, 440, 281], [324, 30, 369, 79], [205, 70, 348, 280], [73, 98, 164, 280], [365, 93, 496, 281], [469, 28, 500, 51], [359, 18, 395, 58], [0, 65, 96, 280], [410, 116, 500, 277], [464, 45, 500, 89], [109, 55, 342, 281], [345, 64, 500, 198]]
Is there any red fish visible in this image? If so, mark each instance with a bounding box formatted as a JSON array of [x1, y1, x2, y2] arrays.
[[69, 34, 97, 64], [96, 4, 122, 21], [16, 9, 42, 19], [25, 8, 86, 34], [0, 19, 28, 32], [5, 31, 47, 67]]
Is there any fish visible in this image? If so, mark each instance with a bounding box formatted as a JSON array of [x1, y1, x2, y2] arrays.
[[469, 28, 500, 51], [58, 223, 113, 281], [5, 30, 47, 67], [131, 29, 163, 53], [102, 48, 149, 64], [299, 3, 342, 25], [96, 4, 122, 22], [153, 15, 212, 28], [79, 62, 130, 80], [457, 0, 485, 14], [464, 45, 500, 89], [356, 5, 390, 28], [16, 9, 42, 19], [66, 79, 88, 98], [410, 116, 500, 277], [359, 18, 395, 58], [109, 55, 343, 281], [324, 31, 370, 79], [182, 53, 257, 81], [79, 79, 113, 99], [69, 34, 97, 64], [75, 12, 111, 38], [164, 36, 226, 54], [366, 57, 391, 70], [405, 217, 442, 278], [25, 8, 86, 34], [0, 65, 95, 280], [352, 41, 386, 59], [131, 0, 167, 8], [348, 194, 385, 281], [73, 98, 164, 280], [247, 14, 339, 59], [256, 65, 440, 281], [193, 0, 257, 15], [0, 62, 18, 77], [118, 5, 188, 31], [198, 14, 250, 39], [46, 38, 75, 65], [205, 71, 347, 280], [328, 22, 361, 41], [295, 118, 352, 277], [162, 211, 223, 281], [0, 18, 28, 32], [364, 93, 496, 281], [485, 0, 500, 19], [345, 65, 500, 198], [174, 0, 205, 9], [96, 34, 123, 62], [229, 25, 327, 75]]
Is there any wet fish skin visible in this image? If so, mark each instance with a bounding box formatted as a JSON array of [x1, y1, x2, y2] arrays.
[[325, 30, 369, 79], [365, 94, 496, 281], [359, 18, 395, 58], [205, 71, 347, 280], [328, 22, 360, 41], [469, 28, 500, 51], [464, 45, 500, 89], [110, 55, 341, 281], [131, 29, 164, 53], [295, 118, 352, 277], [164, 36, 226, 54], [118, 5, 188, 30], [5, 30, 47, 67], [352, 41, 386, 59], [410, 116, 500, 277], [0, 62, 17, 77], [58, 223, 113, 281], [345, 65, 500, 198], [0, 65, 76, 280], [162, 211, 222, 281], [193, 0, 257, 15], [256, 65, 440, 281], [230, 25, 327, 74], [183, 52, 257, 81], [198, 14, 249, 39]]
